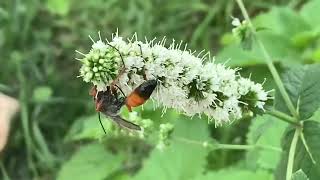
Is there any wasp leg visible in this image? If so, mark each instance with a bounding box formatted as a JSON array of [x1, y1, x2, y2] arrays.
[[95, 99, 103, 112], [126, 104, 132, 112], [89, 86, 97, 97], [98, 113, 107, 134]]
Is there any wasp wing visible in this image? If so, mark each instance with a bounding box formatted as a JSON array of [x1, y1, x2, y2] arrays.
[[110, 115, 141, 131]]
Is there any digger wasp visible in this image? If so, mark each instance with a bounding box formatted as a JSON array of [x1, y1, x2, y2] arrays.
[[89, 43, 157, 133]]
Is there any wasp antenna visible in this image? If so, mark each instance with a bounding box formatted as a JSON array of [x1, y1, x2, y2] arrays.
[[98, 113, 107, 134], [113, 84, 126, 97], [106, 43, 126, 68], [75, 50, 86, 56], [88, 35, 95, 43]]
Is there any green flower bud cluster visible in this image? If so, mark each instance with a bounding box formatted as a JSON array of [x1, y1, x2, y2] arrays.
[[78, 47, 122, 85], [157, 123, 174, 150]]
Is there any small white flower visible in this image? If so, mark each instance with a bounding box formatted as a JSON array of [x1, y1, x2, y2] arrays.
[[231, 17, 242, 27]]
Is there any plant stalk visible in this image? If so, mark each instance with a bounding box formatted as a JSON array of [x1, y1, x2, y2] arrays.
[[286, 127, 301, 180], [235, 0, 299, 120], [266, 110, 301, 127]]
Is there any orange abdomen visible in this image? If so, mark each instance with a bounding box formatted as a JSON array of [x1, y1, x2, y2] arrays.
[[126, 92, 146, 107]]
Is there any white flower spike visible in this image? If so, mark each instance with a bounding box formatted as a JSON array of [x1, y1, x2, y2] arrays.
[[77, 32, 271, 126]]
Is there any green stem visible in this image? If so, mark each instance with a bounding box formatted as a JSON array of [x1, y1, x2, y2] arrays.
[[0, 161, 10, 180], [266, 110, 301, 127], [17, 63, 37, 175], [286, 127, 301, 180], [235, 0, 299, 120], [173, 137, 281, 152]]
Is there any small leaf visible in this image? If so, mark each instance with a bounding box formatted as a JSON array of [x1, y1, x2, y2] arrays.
[[46, 0, 70, 16], [292, 169, 309, 180], [246, 115, 287, 170], [57, 143, 124, 180], [32, 86, 53, 103], [276, 121, 320, 180], [275, 64, 320, 119]]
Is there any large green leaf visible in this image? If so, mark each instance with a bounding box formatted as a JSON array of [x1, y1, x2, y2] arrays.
[[254, 7, 311, 37], [64, 115, 110, 141], [292, 170, 309, 180], [217, 32, 298, 67], [197, 169, 273, 180], [275, 64, 320, 120], [300, 0, 320, 29], [246, 115, 287, 170], [276, 121, 320, 180], [57, 143, 124, 180], [132, 116, 211, 180]]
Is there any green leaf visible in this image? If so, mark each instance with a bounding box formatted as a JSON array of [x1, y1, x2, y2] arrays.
[[276, 121, 320, 180], [308, 108, 320, 122], [64, 115, 111, 141], [292, 169, 309, 180], [275, 64, 320, 120], [32, 86, 53, 103], [57, 143, 124, 180], [133, 116, 210, 180], [254, 7, 311, 37], [300, 0, 320, 29], [246, 115, 287, 170], [291, 30, 319, 49], [46, 0, 70, 16], [197, 169, 273, 180], [217, 32, 299, 67]]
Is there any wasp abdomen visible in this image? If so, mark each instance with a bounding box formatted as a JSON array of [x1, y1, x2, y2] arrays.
[[135, 79, 157, 99], [125, 79, 157, 109]]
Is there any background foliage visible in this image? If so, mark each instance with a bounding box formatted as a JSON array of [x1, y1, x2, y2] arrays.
[[1, 0, 320, 179]]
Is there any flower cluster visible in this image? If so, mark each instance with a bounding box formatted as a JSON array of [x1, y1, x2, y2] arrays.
[[156, 123, 174, 150], [231, 17, 250, 40], [77, 32, 271, 126]]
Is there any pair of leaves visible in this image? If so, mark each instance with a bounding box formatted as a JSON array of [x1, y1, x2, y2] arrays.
[[274, 64, 320, 180]]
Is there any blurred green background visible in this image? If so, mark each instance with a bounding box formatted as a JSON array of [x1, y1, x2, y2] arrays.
[[1, 0, 320, 179]]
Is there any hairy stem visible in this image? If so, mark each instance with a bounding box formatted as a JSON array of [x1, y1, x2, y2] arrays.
[[235, 0, 299, 120]]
